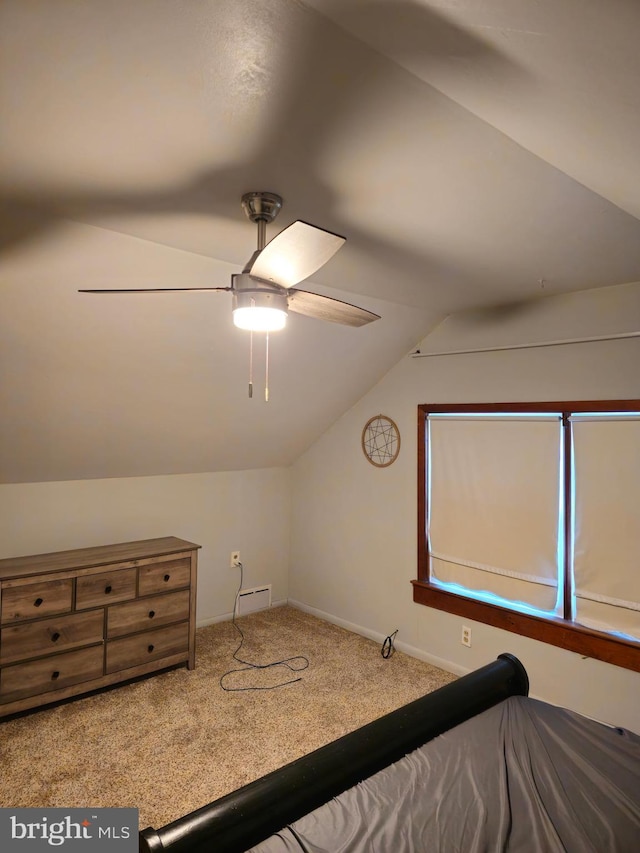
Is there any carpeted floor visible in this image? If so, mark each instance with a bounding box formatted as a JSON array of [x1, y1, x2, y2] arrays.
[[0, 605, 455, 830]]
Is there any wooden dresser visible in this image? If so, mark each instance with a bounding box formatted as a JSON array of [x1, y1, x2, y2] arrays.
[[0, 536, 200, 718]]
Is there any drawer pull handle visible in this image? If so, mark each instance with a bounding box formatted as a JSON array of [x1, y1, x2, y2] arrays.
[[51, 632, 61, 642], [163, 574, 170, 582], [51, 671, 60, 680], [34, 597, 44, 607], [148, 610, 155, 619], [104, 585, 113, 594], [147, 644, 155, 653]]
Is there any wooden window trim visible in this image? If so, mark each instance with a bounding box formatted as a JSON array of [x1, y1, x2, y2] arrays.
[[415, 400, 640, 673]]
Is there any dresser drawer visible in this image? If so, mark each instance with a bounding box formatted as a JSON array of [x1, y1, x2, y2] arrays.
[[76, 567, 137, 609], [0, 610, 104, 665], [138, 558, 191, 596], [1, 579, 73, 625], [0, 645, 104, 703], [107, 589, 190, 639], [106, 622, 189, 673]]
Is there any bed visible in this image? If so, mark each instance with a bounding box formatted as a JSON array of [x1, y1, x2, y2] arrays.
[[138, 654, 640, 852]]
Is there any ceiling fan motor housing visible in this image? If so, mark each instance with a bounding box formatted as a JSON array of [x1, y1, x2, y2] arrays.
[[231, 273, 289, 329]]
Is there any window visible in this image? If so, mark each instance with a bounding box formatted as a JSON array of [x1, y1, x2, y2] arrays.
[[413, 401, 640, 672]]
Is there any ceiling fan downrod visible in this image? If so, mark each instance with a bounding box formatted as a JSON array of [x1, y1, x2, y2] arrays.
[[241, 191, 283, 251]]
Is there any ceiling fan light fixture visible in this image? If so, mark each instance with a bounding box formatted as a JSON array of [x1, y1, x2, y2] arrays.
[[232, 289, 288, 332], [233, 306, 287, 332]]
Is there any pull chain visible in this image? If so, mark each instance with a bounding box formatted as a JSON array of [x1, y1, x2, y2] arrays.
[[265, 332, 270, 402], [248, 330, 253, 398]]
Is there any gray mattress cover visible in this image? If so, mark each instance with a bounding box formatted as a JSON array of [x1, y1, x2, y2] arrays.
[[249, 696, 640, 853]]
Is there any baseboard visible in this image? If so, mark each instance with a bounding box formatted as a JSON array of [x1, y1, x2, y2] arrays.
[[199, 599, 554, 705], [287, 599, 468, 677]]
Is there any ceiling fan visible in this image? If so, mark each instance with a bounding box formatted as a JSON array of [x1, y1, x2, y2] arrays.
[[79, 191, 381, 332]]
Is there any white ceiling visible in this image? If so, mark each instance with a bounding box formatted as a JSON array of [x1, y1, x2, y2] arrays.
[[1, 0, 640, 483]]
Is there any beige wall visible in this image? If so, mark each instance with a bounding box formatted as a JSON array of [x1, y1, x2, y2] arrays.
[[290, 282, 640, 732], [0, 468, 291, 626]]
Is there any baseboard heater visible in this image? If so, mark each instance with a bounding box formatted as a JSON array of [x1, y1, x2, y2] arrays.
[[236, 584, 272, 616]]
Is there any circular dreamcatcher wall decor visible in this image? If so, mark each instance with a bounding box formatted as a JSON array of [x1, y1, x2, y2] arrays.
[[361, 414, 401, 467]]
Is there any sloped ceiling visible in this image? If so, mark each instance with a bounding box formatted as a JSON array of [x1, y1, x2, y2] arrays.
[[1, 0, 639, 483]]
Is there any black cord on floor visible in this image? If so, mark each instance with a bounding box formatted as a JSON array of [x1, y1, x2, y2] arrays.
[[220, 563, 310, 692], [381, 629, 398, 659]]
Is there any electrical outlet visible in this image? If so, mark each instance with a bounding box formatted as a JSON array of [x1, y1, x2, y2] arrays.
[[461, 625, 472, 647], [230, 551, 240, 568]]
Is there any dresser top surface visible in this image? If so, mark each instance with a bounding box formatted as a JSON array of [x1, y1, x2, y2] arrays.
[[0, 537, 200, 581]]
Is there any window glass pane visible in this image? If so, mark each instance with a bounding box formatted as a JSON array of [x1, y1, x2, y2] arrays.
[[428, 414, 562, 613]]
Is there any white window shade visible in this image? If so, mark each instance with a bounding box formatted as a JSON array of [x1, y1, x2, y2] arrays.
[[571, 416, 640, 640], [428, 415, 562, 612]]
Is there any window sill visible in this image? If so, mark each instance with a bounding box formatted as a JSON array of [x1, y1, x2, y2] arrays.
[[412, 580, 640, 673]]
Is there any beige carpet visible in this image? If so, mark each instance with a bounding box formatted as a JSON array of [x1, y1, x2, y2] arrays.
[[0, 605, 455, 830]]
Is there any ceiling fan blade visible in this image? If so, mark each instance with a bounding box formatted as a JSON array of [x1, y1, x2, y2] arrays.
[[287, 289, 380, 327], [78, 287, 232, 293], [249, 221, 345, 289]]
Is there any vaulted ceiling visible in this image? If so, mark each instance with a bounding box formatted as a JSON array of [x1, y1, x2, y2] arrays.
[[1, 0, 639, 483]]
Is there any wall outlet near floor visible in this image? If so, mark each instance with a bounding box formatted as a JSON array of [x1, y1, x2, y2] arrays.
[[230, 550, 240, 568], [461, 625, 472, 647]]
